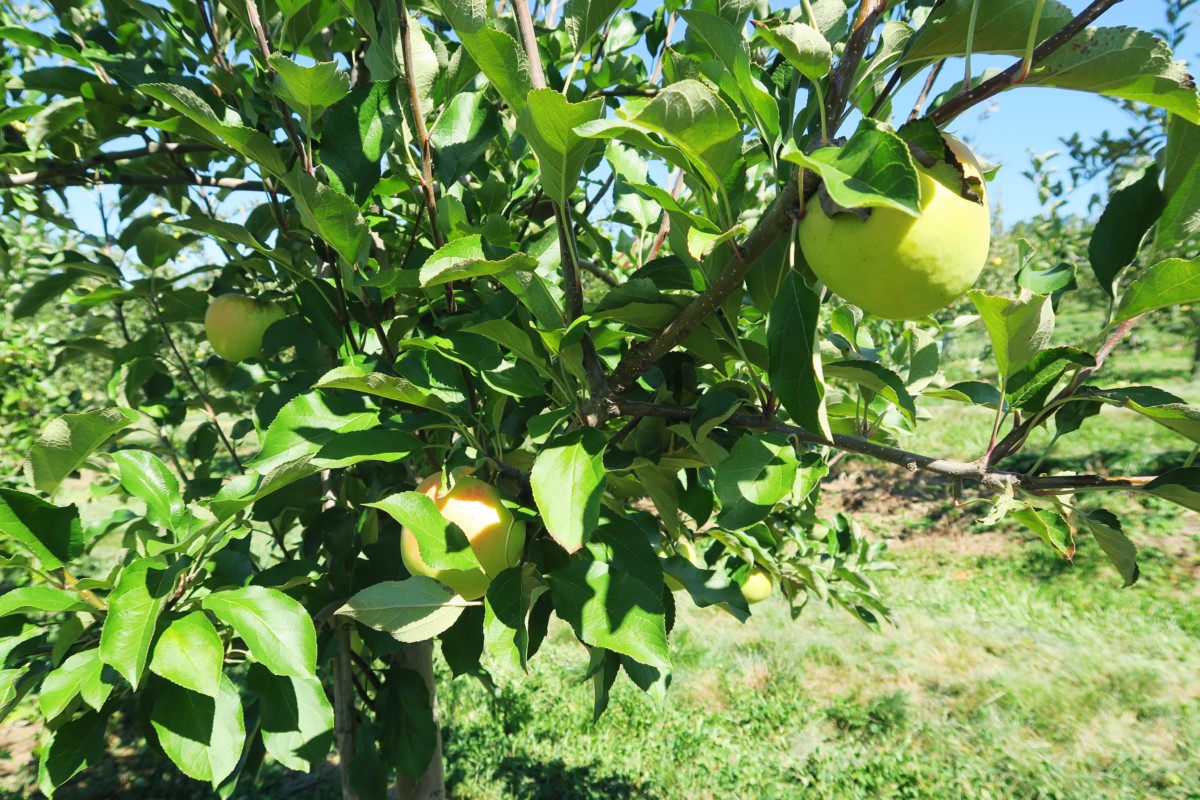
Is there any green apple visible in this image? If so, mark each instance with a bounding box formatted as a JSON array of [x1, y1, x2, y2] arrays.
[[663, 538, 699, 592], [400, 473, 526, 600], [798, 132, 990, 320], [204, 293, 286, 362], [740, 567, 773, 604]]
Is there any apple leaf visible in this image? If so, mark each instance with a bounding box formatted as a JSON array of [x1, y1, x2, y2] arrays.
[[1088, 168, 1164, 295], [531, 429, 607, 552], [368, 492, 482, 572], [1112, 256, 1200, 325], [336, 577, 473, 643], [968, 291, 1055, 378]]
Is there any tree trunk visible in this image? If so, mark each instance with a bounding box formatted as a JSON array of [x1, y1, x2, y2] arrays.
[[333, 623, 360, 800], [393, 640, 445, 800]]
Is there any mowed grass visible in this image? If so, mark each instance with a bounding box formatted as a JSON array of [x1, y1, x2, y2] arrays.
[[437, 531, 1200, 800]]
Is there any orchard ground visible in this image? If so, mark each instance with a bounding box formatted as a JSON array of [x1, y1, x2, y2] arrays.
[[2, 313, 1197, 800]]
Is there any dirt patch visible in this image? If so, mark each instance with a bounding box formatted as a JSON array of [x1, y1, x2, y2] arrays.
[[0, 719, 39, 791]]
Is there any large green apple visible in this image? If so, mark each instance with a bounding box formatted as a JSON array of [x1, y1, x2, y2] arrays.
[[798, 133, 990, 320], [400, 473, 526, 600], [204, 293, 286, 362]]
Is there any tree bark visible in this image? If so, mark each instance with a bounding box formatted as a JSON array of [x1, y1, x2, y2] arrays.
[[393, 640, 445, 800], [333, 623, 361, 800]]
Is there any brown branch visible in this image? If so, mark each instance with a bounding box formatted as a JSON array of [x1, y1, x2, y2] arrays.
[[928, 0, 1125, 126], [824, 0, 888, 129], [195, 0, 230, 72], [246, 0, 312, 174], [513, 0, 548, 89], [0, 172, 276, 192], [613, 399, 1154, 493], [607, 170, 809, 395], [908, 59, 945, 122], [650, 11, 677, 85]]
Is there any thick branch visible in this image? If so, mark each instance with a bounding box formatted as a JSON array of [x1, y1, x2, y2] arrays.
[[607, 171, 806, 394], [928, 0, 1124, 125], [825, 0, 888, 128], [512, 0, 548, 89], [613, 399, 1153, 493]]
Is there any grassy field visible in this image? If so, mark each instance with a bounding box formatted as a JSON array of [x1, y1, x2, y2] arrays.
[[3, 314, 1198, 799]]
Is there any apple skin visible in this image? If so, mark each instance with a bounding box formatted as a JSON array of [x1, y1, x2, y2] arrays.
[[204, 294, 286, 362], [400, 474, 526, 600], [740, 567, 773, 605], [663, 538, 699, 592], [798, 133, 990, 320]]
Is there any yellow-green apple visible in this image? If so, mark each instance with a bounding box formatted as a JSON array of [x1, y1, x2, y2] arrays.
[[740, 567, 773, 604], [204, 293, 285, 362], [400, 473, 526, 600], [798, 132, 990, 320]]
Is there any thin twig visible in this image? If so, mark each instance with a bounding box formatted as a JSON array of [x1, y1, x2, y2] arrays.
[[613, 399, 1154, 493], [908, 60, 945, 122], [824, 0, 888, 130], [0, 172, 275, 192], [245, 0, 312, 174], [928, 0, 1124, 125], [649, 12, 677, 85]]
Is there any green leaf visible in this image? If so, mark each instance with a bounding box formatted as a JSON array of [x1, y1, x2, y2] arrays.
[[12, 269, 86, 319], [0, 586, 89, 617], [99, 557, 185, 690], [150, 612, 224, 698], [322, 82, 395, 204], [1145, 467, 1200, 512], [486, 564, 549, 670], [576, 79, 743, 195], [429, 90, 500, 185], [924, 380, 1006, 410], [140, 83, 286, 176], [531, 429, 607, 552], [1011, 506, 1075, 559], [715, 433, 800, 530], [516, 89, 605, 207], [203, 587, 317, 678], [368, 493, 482, 572], [1089, 386, 1200, 444], [112, 450, 184, 532], [418, 235, 537, 287], [246, 665, 334, 773], [1016, 260, 1076, 297], [824, 361, 918, 428], [247, 391, 379, 474], [564, 0, 625, 53], [268, 53, 350, 124], [968, 291, 1054, 378], [378, 666, 438, 778], [1088, 168, 1164, 295], [547, 523, 670, 670], [754, 21, 832, 82], [336, 577, 472, 642], [150, 675, 245, 787], [1112, 256, 1200, 325], [1024, 26, 1200, 123], [39, 650, 112, 721], [768, 272, 830, 438], [281, 168, 371, 265], [316, 365, 452, 414], [901, 0, 1075, 66], [681, 9, 780, 141], [1076, 508, 1138, 587], [23, 407, 140, 497], [1156, 157, 1200, 253], [0, 489, 83, 570], [784, 119, 921, 215], [37, 710, 108, 795], [431, 0, 531, 113], [1005, 347, 1095, 413]]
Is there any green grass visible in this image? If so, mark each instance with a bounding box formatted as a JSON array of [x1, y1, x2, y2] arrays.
[[434, 530, 1200, 800]]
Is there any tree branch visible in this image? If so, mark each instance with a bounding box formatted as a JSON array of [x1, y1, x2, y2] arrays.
[[928, 0, 1125, 126], [824, 0, 888, 129], [0, 171, 276, 192], [612, 399, 1153, 493]]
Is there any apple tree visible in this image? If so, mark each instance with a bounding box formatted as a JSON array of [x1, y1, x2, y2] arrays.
[[1, 0, 1198, 797]]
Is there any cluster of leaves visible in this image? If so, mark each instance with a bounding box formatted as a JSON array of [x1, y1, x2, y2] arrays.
[[0, 0, 1198, 796]]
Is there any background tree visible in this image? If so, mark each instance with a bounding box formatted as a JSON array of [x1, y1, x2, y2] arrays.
[[1, 1, 1198, 798]]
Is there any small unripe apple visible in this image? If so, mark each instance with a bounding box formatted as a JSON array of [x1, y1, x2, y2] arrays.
[[400, 473, 526, 600], [204, 293, 285, 362], [663, 538, 699, 592], [740, 567, 773, 604], [798, 132, 990, 320]]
